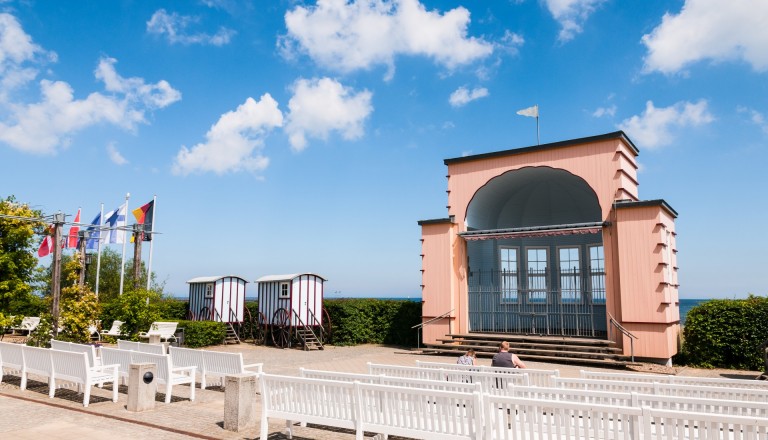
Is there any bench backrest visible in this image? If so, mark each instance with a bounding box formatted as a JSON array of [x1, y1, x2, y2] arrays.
[[118, 340, 166, 355], [443, 370, 530, 394], [146, 322, 178, 336], [130, 352, 171, 383], [301, 368, 382, 383], [51, 340, 99, 367], [50, 349, 89, 384], [555, 377, 657, 394], [486, 394, 642, 440], [368, 362, 447, 380], [642, 407, 768, 439], [378, 375, 483, 394], [201, 350, 246, 375], [652, 381, 768, 402], [169, 346, 205, 373], [356, 382, 482, 440], [260, 373, 358, 428], [0, 341, 25, 369], [581, 369, 768, 390], [23, 345, 53, 377], [415, 360, 557, 387], [100, 347, 134, 378], [634, 392, 768, 418], [580, 369, 672, 383]]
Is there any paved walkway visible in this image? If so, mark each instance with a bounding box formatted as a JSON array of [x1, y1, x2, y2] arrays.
[[0, 342, 762, 439]]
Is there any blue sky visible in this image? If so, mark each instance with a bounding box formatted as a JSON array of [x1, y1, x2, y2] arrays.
[[1, 0, 766, 300]]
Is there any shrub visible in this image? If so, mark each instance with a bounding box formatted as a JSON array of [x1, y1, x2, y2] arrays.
[[178, 320, 226, 348], [679, 296, 768, 370], [324, 298, 421, 347], [156, 298, 188, 320], [106, 289, 162, 341]]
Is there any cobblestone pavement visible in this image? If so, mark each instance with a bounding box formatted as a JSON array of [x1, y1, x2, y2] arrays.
[[0, 342, 762, 439]]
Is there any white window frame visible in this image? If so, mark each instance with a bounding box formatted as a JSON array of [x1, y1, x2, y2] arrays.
[[525, 247, 548, 303], [279, 282, 290, 298], [558, 246, 581, 304], [588, 245, 606, 304], [499, 247, 520, 304]]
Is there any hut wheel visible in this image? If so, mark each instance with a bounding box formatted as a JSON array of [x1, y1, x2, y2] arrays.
[[320, 307, 332, 344], [254, 311, 268, 345], [271, 308, 292, 348]]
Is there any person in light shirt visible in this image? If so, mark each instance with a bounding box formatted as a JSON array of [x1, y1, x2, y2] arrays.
[[457, 349, 476, 365]]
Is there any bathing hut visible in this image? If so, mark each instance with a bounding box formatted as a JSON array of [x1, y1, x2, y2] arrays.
[[187, 275, 247, 323], [256, 273, 328, 348]]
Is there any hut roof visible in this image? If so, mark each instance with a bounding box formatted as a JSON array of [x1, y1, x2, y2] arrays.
[[255, 273, 327, 283], [186, 275, 248, 284]]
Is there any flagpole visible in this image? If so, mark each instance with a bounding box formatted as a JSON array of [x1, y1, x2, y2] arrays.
[[119, 193, 130, 295], [146, 195, 157, 290], [537, 114, 540, 145], [95, 203, 104, 297]]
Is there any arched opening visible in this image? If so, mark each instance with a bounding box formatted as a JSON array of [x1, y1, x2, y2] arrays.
[[464, 167, 607, 338]]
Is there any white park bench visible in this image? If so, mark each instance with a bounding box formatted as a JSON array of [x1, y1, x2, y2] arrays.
[[50, 340, 101, 367], [367, 362, 530, 392], [415, 360, 558, 387], [485, 395, 642, 440], [300, 368, 484, 394], [129, 351, 196, 403], [356, 382, 483, 440], [555, 376, 768, 402], [510, 385, 768, 418], [259, 373, 358, 440], [0, 341, 26, 388], [641, 407, 768, 439], [139, 322, 178, 343], [22, 345, 53, 391], [581, 369, 768, 389], [118, 339, 166, 355], [49, 349, 119, 407], [169, 346, 262, 390], [100, 320, 123, 339]]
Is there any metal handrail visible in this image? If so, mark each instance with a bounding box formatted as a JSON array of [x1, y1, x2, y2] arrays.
[[608, 312, 637, 362], [307, 308, 325, 341], [411, 309, 454, 350]]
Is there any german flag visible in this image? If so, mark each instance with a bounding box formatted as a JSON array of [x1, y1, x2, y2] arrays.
[[131, 200, 154, 241]]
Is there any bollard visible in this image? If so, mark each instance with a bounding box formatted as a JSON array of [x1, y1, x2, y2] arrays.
[[127, 362, 157, 412], [223, 373, 259, 432]]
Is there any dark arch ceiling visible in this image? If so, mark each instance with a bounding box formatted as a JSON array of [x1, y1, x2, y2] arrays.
[[465, 167, 602, 231]]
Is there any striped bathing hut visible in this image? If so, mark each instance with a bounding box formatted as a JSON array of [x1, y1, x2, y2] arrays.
[[187, 275, 247, 323]]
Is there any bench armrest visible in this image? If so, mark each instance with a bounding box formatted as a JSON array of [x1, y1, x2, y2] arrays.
[[172, 365, 197, 376], [243, 363, 263, 373], [92, 364, 120, 375]]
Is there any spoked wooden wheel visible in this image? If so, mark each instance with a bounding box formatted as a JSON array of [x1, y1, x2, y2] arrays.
[[271, 308, 292, 348], [320, 307, 333, 345], [253, 311, 268, 345]]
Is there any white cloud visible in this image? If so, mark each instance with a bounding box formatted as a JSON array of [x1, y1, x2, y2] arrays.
[[172, 94, 283, 175], [107, 142, 128, 165], [0, 13, 56, 98], [147, 9, 235, 46], [285, 77, 373, 152], [543, 0, 605, 42], [449, 86, 488, 107], [0, 14, 181, 155], [642, 0, 768, 74], [592, 105, 616, 118], [618, 100, 714, 149], [281, 0, 493, 80], [738, 106, 768, 134]]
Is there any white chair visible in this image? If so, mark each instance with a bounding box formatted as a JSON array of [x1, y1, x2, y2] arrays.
[[139, 322, 178, 343], [100, 320, 123, 339], [11, 317, 40, 336]]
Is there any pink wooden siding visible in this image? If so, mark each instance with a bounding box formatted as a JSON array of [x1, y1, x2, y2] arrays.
[[622, 322, 680, 359], [615, 204, 679, 328]]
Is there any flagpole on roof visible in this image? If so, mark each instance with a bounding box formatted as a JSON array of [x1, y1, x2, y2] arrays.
[[516, 104, 540, 145], [119, 193, 130, 296], [95, 203, 103, 297], [146, 195, 157, 291]]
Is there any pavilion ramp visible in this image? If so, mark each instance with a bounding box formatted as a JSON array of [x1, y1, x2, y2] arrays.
[[422, 332, 638, 369]]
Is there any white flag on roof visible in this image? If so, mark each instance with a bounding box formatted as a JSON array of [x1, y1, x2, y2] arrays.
[[516, 105, 538, 118]]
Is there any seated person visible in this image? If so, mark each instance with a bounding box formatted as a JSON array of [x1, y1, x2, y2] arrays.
[[491, 341, 526, 368], [457, 349, 476, 365]]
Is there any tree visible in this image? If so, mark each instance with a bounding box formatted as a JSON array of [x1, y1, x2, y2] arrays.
[[58, 253, 100, 343], [0, 196, 44, 313]]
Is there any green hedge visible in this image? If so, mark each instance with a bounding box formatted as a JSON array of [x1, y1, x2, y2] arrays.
[[178, 320, 227, 348], [678, 296, 768, 370], [324, 298, 421, 347]]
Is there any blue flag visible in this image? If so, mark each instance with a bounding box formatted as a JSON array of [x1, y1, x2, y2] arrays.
[[83, 213, 102, 250]]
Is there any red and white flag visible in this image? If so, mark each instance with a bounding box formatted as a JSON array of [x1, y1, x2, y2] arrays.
[[38, 224, 55, 257], [66, 208, 81, 248]]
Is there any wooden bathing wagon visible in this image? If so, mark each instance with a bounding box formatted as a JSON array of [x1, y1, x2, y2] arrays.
[[187, 275, 248, 323], [256, 273, 331, 350]]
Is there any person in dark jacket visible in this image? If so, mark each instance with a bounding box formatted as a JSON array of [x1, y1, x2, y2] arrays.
[[491, 341, 526, 368]]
